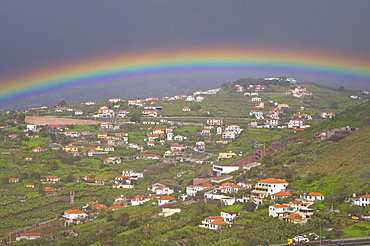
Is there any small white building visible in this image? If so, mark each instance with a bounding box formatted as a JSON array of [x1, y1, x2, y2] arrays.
[[157, 195, 176, 206], [63, 209, 87, 220], [16, 233, 41, 241], [300, 192, 325, 202], [269, 204, 294, 217], [213, 164, 239, 176]]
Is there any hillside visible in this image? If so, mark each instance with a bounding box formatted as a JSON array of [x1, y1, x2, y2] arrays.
[[261, 100, 370, 196], [1, 82, 370, 245]]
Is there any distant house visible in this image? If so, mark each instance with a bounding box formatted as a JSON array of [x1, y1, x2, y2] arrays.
[[108, 98, 122, 103], [200, 216, 229, 230], [269, 204, 294, 218], [140, 153, 159, 160], [359, 194, 370, 207], [251, 178, 289, 199], [74, 110, 83, 115], [300, 192, 325, 202], [182, 107, 191, 112], [321, 111, 335, 119], [46, 176, 61, 182], [16, 233, 41, 241], [212, 164, 239, 176], [271, 191, 292, 200], [250, 110, 264, 119], [207, 118, 223, 126], [63, 209, 87, 220], [64, 130, 80, 137], [142, 110, 158, 117], [157, 195, 176, 206], [9, 178, 19, 183], [63, 145, 78, 152], [32, 146, 45, 152]]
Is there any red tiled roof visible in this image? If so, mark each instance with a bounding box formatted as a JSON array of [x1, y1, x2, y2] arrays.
[[65, 209, 86, 214], [158, 195, 175, 201], [361, 194, 370, 198], [272, 191, 292, 196], [20, 233, 41, 237], [257, 178, 288, 184], [307, 192, 324, 197], [110, 205, 124, 210], [272, 204, 290, 208], [210, 219, 228, 225], [286, 213, 302, 220]]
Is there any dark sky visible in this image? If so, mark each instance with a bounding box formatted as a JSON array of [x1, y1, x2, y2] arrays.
[[0, 0, 369, 109], [1, 1, 369, 74]]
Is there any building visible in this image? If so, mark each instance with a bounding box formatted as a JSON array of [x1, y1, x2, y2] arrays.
[[251, 178, 289, 199]]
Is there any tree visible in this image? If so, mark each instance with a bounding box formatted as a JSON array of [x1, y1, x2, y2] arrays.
[[338, 86, 345, 91], [116, 212, 130, 226], [58, 100, 68, 107], [130, 112, 141, 122]]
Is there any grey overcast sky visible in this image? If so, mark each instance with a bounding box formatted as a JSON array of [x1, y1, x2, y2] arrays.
[[0, 0, 369, 108]]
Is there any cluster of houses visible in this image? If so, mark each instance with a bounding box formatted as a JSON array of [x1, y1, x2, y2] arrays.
[[61, 182, 178, 226]]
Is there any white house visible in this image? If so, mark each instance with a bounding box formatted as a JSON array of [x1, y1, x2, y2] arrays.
[[300, 192, 325, 202], [64, 130, 80, 137], [213, 164, 239, 176], [250, 110, 264, 119], [220, 211, 239, 222], [157, 195, 176, 206], [321, 111, 335, 119], [251, 178, 289, 198], [27, 124, 37, 131], [154, 186, 174, 195], [358, 194, 370, 207], [200, 216, 229, 230], [271, 191, 292, 200], [16, 233, 41, 241], [269, 204, 294, 217], [222, 131, 236, 140], [288, 119, 306, 129], [108, 98, 122, 103], [63, 209, 87, 220]]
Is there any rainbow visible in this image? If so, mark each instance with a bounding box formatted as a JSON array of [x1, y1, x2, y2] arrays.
[[1, 46, 369, 108]]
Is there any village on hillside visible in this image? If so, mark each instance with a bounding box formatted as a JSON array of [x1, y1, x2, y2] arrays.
[[1, 78, 370, 244]]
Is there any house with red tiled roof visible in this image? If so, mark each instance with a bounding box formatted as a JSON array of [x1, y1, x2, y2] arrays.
[[16, 233, 41, 241], [8, 178, 19, 183], [200, 216, 229, 230], [154, 186, 174, 196], [186, 183, 213, 196], [359, 194, 370, 207], [109, 204, 124, 211], [32, 146, 45, 152], [63, 209, 87, 220], [284, 213, 310, 224], [269, 204, 294, 218], [104, 146, 115, 152], [300, 192, 325, 202], [44, 187, 56, 193], [220, 211, 239, 222], [157, 195, 176, 206], [271, 191, 292, 200], [251, 178, 289, 199]]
